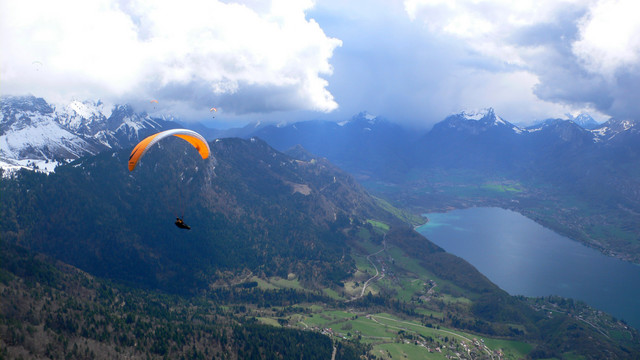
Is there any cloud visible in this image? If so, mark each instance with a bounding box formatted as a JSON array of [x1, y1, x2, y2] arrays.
[[404, 0, 580, 65], [573, 0, 640, 77], [403, 0, 640, 122], [0, 0, 341, 120], [4, 0, 639, 127], [307, 0, 587, 127]]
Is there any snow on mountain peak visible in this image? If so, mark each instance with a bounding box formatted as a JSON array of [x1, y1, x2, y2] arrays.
[[590, 118, 639, 142], [445, 107, 523, 134], [363, 112, 376, 122], [67, 100, 105, 119], [459, 108, 495, 121], [57, 100, 109, 131], [1, 95, 178, 173], [338, 111, 379, 126], [458, 107, 513, 127], [621, 120, 635, 131]]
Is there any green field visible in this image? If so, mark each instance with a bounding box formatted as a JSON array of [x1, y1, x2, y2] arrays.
[[256, 317, 282, 327], [482, 338, 532, 359], [251, 275, 302, 290], [367, 219, 390, 231], [481, 182, 523, 193], [269, 275, 303, 289], [295, 310, 530, 359], [323, 287, 344, 300], [373, 197, 427, 225], [376, 342, 448, 360]]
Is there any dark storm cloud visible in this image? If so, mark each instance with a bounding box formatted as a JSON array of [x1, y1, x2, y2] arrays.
[[154, 78, 325, 118], [310, 1, 481, 127], [507, 6, 639, 120]]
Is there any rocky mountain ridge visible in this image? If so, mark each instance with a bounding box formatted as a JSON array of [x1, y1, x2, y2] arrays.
[[0, 95, 178, 173]]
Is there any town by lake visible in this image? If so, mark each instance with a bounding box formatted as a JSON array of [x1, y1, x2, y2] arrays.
[[416, 207, 640, 330]]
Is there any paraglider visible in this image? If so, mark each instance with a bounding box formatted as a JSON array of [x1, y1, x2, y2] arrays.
[[128, 129, 210, 229], [210, 107, 217, 118], [128, 128, 210, 171], [32, 61, 43, 71], [150, 99, 159, 104], [175, 217, 191, 230]]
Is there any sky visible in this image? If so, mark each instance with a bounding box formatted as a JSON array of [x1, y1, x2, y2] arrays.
[[2, 0, 639, 129]]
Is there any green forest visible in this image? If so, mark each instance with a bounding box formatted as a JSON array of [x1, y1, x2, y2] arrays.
[[2, 138, 639, 359]]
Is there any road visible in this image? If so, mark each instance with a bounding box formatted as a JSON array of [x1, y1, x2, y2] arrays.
[[350, 234, 387, 301]]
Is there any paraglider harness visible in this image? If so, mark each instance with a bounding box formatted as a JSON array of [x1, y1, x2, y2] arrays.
[[175, 217, 191, 230]]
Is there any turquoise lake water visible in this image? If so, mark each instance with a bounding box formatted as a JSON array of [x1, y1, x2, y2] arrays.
[[416, 207, 640, 329]]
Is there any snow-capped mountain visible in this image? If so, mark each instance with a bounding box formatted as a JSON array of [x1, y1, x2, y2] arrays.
[[434, 108, 524, 135], [571, 113, 599, 129], [0, 95, 179, 174], [591, 118, 640, 142], [337, 111, 380, 127]]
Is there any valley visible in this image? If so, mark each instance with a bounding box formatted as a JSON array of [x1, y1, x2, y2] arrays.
[[361, 168, 640, 265], [3, 213, 636, 359], [3, 97, 640, 358]]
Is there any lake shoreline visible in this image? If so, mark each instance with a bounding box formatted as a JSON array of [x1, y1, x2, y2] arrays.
[[416, 207, 640, 330], [417, 204, 640, 266]]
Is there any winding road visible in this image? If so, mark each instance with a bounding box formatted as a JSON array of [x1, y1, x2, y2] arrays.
[[350, 234, 387, 301]]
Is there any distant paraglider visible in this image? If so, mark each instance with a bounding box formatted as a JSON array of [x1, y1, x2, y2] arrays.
[[32, 61, 43, 71], [210, 107, 217, 118]]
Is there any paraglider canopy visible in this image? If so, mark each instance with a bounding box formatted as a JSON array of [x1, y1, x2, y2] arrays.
[[210, 107, 217, 112], [32, 60, 43, 71], [128, 129, 210, 171]]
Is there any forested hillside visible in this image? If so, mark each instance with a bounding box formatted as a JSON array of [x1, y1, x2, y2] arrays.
[[1, 137, 399, 293], [2, 137, 638, 359], [0, 240, 368, 359]]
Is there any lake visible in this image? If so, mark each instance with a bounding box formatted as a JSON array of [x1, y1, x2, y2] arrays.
[[416, 207, 640, 329]]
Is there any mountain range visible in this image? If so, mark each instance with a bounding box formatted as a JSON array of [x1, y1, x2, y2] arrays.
[[247, 107, 637, 180], [1, 135, 406, 292], [3, 96, 632, 181], [3, 95, 640, 262], [0, 95, 178, 172], [2, 95, 640, 358], [241, 108, 640, 263], [3, 134, 638, 359]]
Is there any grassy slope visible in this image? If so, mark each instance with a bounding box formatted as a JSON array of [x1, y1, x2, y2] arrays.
[[242, 215, 637, 359], [341, 219, 639, 359]]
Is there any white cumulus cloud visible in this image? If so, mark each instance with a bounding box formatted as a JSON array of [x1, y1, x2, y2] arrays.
[[402, 0, 640, 122], [0, 0, 342, 119], [404, 0, 590, 65], [572, 0, 640, 77]]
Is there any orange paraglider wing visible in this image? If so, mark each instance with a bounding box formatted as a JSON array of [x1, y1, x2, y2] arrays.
[[128, 129, 210, 171]]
